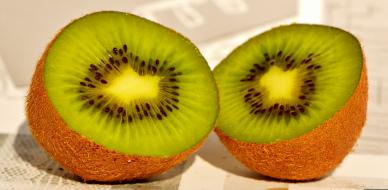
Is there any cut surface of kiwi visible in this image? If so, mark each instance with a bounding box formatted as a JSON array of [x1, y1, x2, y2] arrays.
[[43, 11, 218, 156], [214, 24, 363, 143]]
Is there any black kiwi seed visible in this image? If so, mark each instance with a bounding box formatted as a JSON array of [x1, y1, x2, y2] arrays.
[[151, 66, 157, 74], [145, 103, 151, 110], [90, 64, 98, 71], [161, 109, 167, 117], [172, 104, 179, 110], [166, 105, 173, 112], [143, 110, 149, 117], [122, 57, 128, 63], [285, 55, 291, 62], [254, 64, 266, 71], [109, 57, 114, 64], [264, 53, 270, 61]]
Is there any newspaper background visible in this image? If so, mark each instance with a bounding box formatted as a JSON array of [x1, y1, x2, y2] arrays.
[[1, 0, 388, 189]]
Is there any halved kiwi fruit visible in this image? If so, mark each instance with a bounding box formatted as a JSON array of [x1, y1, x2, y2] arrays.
[[213, 24, 367, 180], [26, 11, 218, 182]]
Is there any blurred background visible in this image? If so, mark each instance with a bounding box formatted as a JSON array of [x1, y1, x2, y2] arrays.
[[0, 0, 387, 189]]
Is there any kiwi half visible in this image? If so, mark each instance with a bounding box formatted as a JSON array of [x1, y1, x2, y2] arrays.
[[213, 24, 367, 180], [26, 11, 218, 182]]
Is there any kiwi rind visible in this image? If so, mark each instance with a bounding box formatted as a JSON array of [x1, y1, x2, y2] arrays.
[[215, 64, 367, 180]]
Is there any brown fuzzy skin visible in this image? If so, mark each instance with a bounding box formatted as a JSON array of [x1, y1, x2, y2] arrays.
[[26, 41, 202, 182], [215, 64, 368, 181]]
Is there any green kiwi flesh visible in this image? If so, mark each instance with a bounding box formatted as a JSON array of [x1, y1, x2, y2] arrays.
[[44, 11, 218, 156], [214, 24, 363, 143]]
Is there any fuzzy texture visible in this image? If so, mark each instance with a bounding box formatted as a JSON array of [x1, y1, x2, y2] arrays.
[[26, 41, 202, 182], [215, 64, 368, 181]]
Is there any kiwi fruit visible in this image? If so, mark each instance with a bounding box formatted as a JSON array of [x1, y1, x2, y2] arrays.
[[26, 11, 218, 182], [213, 24, 367, 180]]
